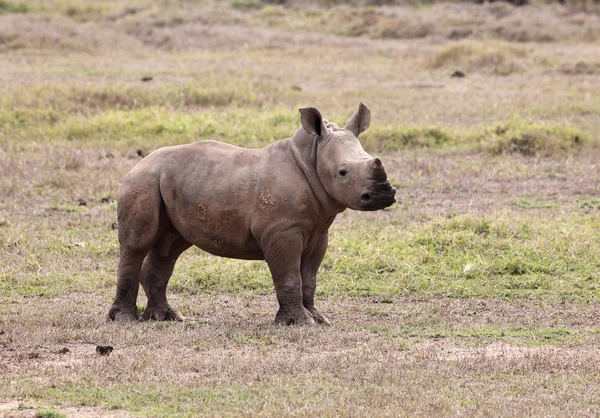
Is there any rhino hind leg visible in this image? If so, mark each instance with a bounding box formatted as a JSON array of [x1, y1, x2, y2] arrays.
[[140, 232, 191, 322], [108, 248, 148, 322], [108, 183, 164, 322]]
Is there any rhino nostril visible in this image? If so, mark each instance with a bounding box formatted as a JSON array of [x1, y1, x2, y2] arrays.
[[361, 193, 371, 202]]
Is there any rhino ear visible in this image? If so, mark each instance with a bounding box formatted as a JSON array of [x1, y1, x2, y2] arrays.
[[300, 107, 326, 138], [344, 102, 371, 137]]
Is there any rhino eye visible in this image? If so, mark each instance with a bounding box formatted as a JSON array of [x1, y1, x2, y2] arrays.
[[339, 169, 348, 177]]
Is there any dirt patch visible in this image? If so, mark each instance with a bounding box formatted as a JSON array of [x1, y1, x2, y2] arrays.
[[0, 399, 130, 417], [2, 294, 600, 415], [415, 340, 584, 362]]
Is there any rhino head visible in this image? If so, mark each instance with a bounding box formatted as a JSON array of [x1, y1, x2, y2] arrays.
[[298, 102, 396, 212]]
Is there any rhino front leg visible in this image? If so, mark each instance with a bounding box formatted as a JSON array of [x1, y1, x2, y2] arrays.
[[264, 229, 315, 326], [301, 232, 330, 326]]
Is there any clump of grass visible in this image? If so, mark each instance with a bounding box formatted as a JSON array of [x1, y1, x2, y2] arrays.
[[559, 61, 600, 75], [427, 41, 529, 75], [512, 198, 559, 209], [481, 119, 588, 156], [365, 125, 456, 151], [52, 1, 118, 22], [0, 0, 28, 13], [230, 0, 264, 10], [327, 7, 433, 40], [329, 7, 378, 37], [36, 410, 66, 418], [369, 16, 431, 39], [578, 199, 600, 211], [254, 6, 433, 40]]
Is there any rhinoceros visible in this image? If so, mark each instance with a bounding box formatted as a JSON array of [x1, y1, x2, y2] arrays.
[[108, 103, 396, 325]]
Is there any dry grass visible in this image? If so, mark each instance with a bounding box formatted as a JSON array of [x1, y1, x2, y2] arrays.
[[2, 294, 600, 416], [244, 2, 600, 43], [425, 41, 531, 75], [1, 0, 600, 416]]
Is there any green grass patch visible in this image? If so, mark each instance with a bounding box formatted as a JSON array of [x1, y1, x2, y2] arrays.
[[0, 81, 261, 129], [39, 107, 296, 149], [578, 198, 600, 211], [511, 198, 560, 209], [3, 210, 600, 301], [481, 119, 588, 156], [317, 213, 600, 300], [0, 0, 29, 13], [364, 125, 454, 150], [35, 410, 66, 418], [421, 326, 582, 346], [1, 96, 592, 155], [230, 0, 263, 10]]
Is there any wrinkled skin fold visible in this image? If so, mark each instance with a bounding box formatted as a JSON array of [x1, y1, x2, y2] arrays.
[[108, 102, 396, 325]]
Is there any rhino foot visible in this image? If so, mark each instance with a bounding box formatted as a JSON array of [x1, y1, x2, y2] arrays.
[[142, 305, 184, 322], [275, 307, 315, 326], [308, 308, 331, 326], [107, 305, 141, 323]]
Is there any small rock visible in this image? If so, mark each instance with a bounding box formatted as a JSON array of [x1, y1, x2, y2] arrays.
[[451, 70, 466, 78], [76, 198, 87, 206], [141, 76, 153, 82], [96, 345, 114, 356], [58, 347, 70, 354]]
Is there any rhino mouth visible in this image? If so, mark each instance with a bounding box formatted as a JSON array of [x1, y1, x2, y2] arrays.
[[358, 182, 396, 211]]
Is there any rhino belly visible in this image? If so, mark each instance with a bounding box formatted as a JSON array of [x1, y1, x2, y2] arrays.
[[161, 180, 264, 260], [187, 207, 263, 260]]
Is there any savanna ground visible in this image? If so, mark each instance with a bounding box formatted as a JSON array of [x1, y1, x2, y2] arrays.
[[1, 0, 600, 416]]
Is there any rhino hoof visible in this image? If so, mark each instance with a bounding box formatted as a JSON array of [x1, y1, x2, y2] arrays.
[[310, 309, 331, 326], [142, 306, 184, 322], [275, 308, 316, 326], [107, 306, 140, 323]]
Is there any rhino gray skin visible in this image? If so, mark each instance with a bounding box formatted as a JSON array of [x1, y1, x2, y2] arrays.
[[108, 103, 396, 325]]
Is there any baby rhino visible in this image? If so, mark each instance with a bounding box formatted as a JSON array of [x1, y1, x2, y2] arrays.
[[108, 103, 396, 325]]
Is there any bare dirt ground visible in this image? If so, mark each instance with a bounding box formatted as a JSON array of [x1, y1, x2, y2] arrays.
[[2, 293, 600, 416]]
